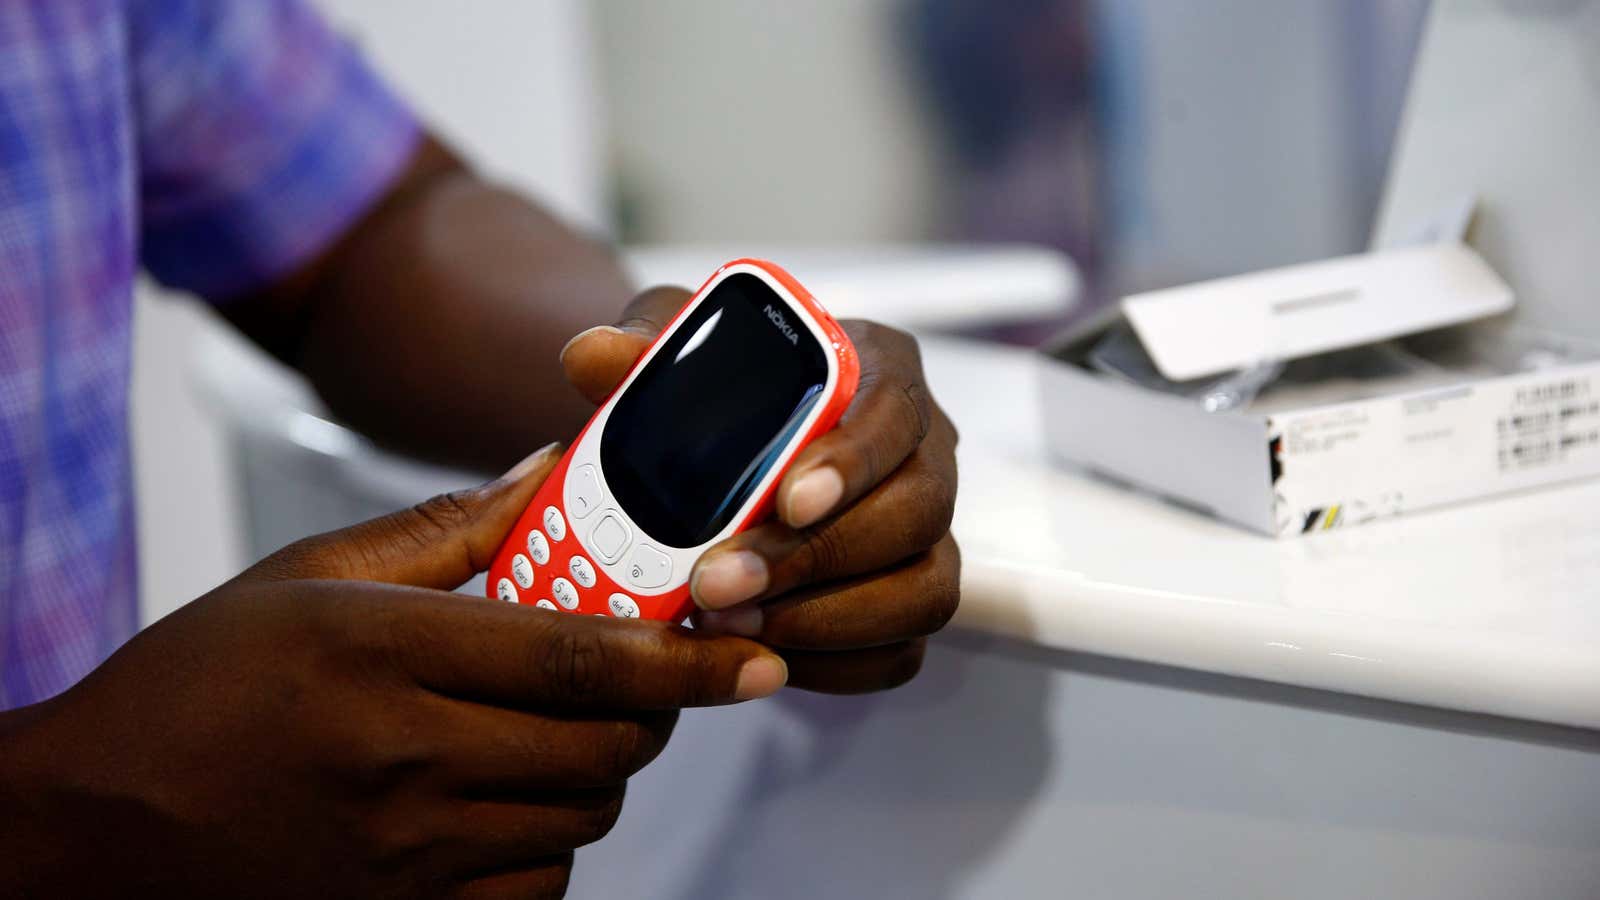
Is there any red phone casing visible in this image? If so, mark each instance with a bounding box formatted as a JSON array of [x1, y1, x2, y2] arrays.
[[484, 258, 859, 622]]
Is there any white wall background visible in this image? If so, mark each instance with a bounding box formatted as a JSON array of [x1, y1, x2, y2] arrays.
[[593, 0, 945, 244], [314, 0, 607, 231], [133, 0, 605, 625], [1097, 0, 1425, 293], [593, 0, 1423, 295], [130, 293, 242, 623]]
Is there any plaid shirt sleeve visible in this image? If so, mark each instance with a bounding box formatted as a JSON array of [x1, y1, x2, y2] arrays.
[[128, 0, 421, 300]]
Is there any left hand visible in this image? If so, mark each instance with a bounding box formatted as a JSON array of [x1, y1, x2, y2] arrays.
[[561, 287, 961, 694]]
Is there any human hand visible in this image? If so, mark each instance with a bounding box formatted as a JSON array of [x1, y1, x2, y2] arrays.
[[562, 286, 961, 694], [0, 444, 785, 899]]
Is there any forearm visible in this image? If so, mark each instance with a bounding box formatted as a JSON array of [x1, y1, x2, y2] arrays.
[[226, 138, 635, 473]]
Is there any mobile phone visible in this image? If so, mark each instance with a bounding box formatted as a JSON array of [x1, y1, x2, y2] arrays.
[[485, 259, 859, 621]]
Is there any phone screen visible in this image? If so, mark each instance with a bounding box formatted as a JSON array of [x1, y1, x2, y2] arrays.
[[600, 273, 831, 548]]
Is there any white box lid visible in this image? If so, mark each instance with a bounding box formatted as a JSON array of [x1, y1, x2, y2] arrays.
[[1122, 243, 1514, 381]]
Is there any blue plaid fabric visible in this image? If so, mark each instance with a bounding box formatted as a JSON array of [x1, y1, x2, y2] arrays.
[[0, 0, 419, 708]]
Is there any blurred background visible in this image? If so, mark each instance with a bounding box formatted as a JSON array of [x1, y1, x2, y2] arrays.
[[597, 0, 1426, 296], [133, 0, 1429, 620]]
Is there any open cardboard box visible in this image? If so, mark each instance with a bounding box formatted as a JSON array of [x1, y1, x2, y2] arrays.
[[1038, 243, 1600, 537]]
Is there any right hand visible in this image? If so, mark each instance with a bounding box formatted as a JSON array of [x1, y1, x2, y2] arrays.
[[0, 444, 786, 899]]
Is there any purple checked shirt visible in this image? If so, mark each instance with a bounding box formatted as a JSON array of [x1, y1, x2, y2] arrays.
[[0, 0, 419, 708]]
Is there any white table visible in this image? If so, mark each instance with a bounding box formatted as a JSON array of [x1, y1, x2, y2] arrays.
[[936, 336, 1600, 730], [195, 317, 1600, 900], [572, 338, 1600, 900], [200, 320, 1600, 728]]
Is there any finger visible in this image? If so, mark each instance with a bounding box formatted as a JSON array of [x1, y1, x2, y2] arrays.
[[690, 413, 957, 610], [695, 534, 960, 651], [253, 443, 562, 590], [438, 789, 624, 876], [454, 853, 573, 900], [776, 320, 944, 530], [434, 704, 678, 794], [779, 639, 929, 695], [560, 286, 691, 404], [376, 591, 788, 710]]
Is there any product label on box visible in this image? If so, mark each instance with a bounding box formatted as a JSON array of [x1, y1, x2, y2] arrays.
[[1269, 365, 1600, 536], [1497, 377, 1600, 472]]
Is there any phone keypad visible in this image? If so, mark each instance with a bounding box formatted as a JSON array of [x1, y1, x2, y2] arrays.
[[607, 593, 641, 618], [551, 577, 579, 610], [513, 495, 647, 616], [542, 506, 566, 542], [569, 465, 604, 520], [511, 554, 535, 589], [626, 544, 672, 589], [568, 555, 597, 589], [589, 512, 630, 563], [526, 529, 551, 565]]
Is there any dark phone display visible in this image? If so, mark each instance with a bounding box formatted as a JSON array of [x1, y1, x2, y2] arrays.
[[600, 273, 830, 548]]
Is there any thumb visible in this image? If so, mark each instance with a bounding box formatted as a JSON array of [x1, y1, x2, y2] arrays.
[[560, 285, 691, 405], [256, 443, 563, 589]]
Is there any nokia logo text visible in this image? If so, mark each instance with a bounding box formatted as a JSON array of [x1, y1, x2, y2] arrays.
[[763, 304, 800, 345]]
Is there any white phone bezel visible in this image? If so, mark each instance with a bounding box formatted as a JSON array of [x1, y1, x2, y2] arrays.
[[560, 262, 841, 597]]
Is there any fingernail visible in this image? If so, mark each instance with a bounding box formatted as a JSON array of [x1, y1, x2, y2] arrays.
[[691, 551, 768, 610], [501, 442, 562, 483], [785, 466, 844, 528], [559, 325, 625, 363], [697, 605, 763, 638], [734, 655, 787, 700]]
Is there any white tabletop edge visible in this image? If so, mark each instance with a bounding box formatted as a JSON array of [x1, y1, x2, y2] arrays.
[[948, 556, 1600, 730], [920, 334, 1600, 731]]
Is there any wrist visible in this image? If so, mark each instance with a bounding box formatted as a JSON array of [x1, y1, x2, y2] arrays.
[[0, 699, 83, 893]]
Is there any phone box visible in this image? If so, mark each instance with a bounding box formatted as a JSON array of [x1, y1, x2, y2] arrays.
[[1038, 243, 1600, 536]]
